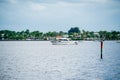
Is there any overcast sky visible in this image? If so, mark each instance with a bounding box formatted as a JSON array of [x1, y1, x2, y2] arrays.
[[0, 0, 120, 32]]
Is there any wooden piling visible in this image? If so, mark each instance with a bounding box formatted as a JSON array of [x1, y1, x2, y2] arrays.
[[100, 41, 103, 59]]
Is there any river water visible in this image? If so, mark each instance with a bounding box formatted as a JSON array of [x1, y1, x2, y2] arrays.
[[0, 41, 120, 80]]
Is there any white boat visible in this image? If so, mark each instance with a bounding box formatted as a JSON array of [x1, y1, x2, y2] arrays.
[[116, 40, 120, 43], [51, 38, 78, 45]]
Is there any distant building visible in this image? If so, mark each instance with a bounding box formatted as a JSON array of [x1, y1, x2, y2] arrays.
[[1, 34, 4, 40], [94, 32, 100, 37], [62, 35, 69, 38], [94, 32, 100, 40]]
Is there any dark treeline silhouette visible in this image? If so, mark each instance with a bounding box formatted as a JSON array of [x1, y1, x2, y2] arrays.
[[0, 27, 120, 40]]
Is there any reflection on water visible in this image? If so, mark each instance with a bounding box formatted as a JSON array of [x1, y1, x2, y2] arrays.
[[0, 41, 120, 80]]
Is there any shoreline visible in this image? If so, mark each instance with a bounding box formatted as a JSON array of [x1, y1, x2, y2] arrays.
[[0, 40, 118, 41]]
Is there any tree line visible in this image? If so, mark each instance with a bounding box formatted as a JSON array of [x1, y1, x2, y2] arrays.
[[0, 27, 120, 40]]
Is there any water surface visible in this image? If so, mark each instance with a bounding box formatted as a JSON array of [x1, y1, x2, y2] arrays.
[[0, 41, 120, 80]]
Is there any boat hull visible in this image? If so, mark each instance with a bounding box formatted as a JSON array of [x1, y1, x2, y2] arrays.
[[51, 41, 78, 45], [116, 40, 120, 43]]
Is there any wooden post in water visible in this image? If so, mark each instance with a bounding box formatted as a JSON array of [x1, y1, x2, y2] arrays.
[[100, 41, 103, 59]]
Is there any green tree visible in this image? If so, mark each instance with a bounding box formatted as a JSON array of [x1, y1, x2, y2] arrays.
[[31, 31, 43, 40], [68, 27, 80, 34]]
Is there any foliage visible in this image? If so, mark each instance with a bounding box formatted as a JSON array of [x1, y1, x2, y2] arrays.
[[68, 27, 80, 34], [0, 28, 120, 40]]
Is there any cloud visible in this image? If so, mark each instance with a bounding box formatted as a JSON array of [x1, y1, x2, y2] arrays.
[[0, 0, 120, 31], [9, 0, 17, 4], [29, 2, 46, 11], [0, 0, 17, 4], [0, 0, 107, 4], [0, 0, 119, 5], [80, 0, 108, 3]]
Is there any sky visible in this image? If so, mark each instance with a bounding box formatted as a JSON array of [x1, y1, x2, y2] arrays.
[[0, 0, 120, 32]]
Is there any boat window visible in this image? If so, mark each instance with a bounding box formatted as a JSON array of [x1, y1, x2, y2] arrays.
[[59, 39, 68, 41], [64, 39, 68, 41]]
